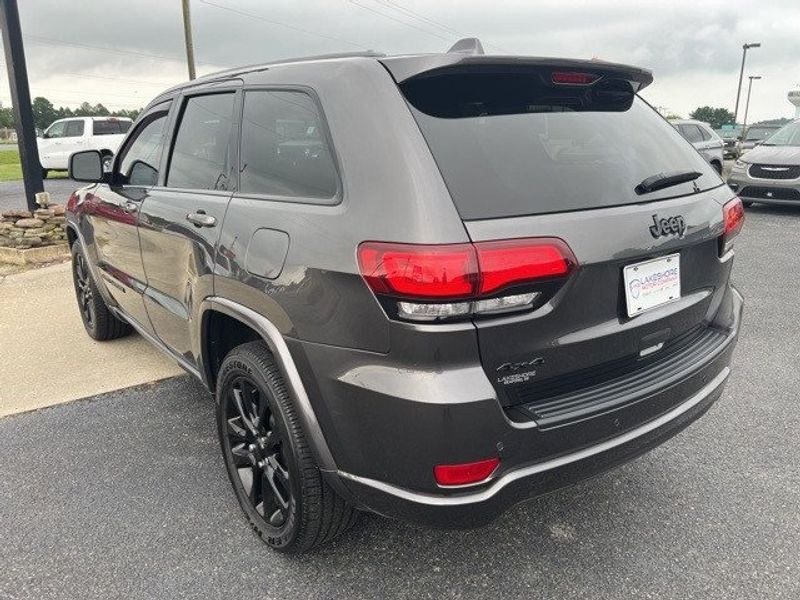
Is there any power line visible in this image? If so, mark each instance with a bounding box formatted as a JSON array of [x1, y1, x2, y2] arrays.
[[0, 63, 177, 87], [24, 35, 209, 65], [197, 0, 369, 50], [375, 0, 464, 37], [346, 0, 451, 42]]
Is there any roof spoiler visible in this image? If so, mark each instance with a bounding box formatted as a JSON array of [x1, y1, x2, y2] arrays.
[[381, 54, 653, 92], [447, 38, 485, 55]]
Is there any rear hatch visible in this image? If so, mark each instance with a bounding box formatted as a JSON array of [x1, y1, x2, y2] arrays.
[[386, 56, 735, 422]]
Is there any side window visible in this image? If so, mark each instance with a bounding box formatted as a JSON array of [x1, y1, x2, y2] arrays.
[[64, 120, 85, 137], [118, 113, 169, 186], [239, 90, 338, 200], [681, 124, 703, 144], [698, 125, 712, 141], [166, 93, 236, 190], [45, 121, 66, 138]]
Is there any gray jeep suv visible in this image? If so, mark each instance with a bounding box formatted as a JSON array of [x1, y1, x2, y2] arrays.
[[66, 41, 744, 553]]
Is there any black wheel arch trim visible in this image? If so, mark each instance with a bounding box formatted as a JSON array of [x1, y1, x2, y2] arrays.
[[199, 297, 340, 476]]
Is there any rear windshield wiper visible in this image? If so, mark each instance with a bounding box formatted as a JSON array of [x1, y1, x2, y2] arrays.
[[635, 170, 702, 195]]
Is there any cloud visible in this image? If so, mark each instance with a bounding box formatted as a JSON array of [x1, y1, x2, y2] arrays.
[[1, 0, 798, 121]]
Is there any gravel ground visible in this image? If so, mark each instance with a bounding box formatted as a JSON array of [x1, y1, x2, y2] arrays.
[[1, 204, 799, 599]]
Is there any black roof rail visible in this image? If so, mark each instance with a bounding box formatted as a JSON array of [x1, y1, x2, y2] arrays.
[[447, 38, 484, 55]]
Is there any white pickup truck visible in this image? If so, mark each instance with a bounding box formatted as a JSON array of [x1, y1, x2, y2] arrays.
[[37, 116, 133, 178]]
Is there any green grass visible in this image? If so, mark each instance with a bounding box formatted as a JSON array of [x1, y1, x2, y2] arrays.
[[0, 149, 68, 182]]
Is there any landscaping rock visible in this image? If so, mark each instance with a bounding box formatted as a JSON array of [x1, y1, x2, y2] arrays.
[[51, 205, 66, 216], [0, 236, 11, 247], [23, 228, 48, 237], [14, 218, 45, 229], [2, 210, 32, 219], [49, 216, 66, 225], [34, 209, 55, 219]]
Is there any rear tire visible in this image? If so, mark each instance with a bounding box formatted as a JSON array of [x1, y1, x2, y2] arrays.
[[216, 341, 358, 553], [712, 161, 722, 175], [743, 201, 754, 208], [70, 242, 131, 341]]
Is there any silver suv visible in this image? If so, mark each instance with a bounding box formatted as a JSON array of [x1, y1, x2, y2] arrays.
[[671, 119, 725, 174]]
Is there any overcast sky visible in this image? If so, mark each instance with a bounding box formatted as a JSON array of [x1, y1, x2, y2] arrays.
[[2, 0, 799, 123]]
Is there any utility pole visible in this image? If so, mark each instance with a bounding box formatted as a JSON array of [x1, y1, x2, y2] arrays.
[[1, 0, 43, 211], [733, 42, 760, 126], [181, 0, 196, 80], [742, 75, 762, 133]]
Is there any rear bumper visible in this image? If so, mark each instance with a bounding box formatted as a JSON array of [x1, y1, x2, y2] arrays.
[[296, 286, 742, 528], [338, 366, 729, 528]]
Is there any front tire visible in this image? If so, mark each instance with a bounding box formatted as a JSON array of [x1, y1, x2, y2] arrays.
[[216, 341, 357, 553], [70, 242, 131, 340], [743, 200, 754, 208]]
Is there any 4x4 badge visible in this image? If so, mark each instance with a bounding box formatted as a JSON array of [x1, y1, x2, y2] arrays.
[[649, 214, 686, 238]]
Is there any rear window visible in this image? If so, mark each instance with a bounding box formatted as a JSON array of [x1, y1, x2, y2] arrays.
[[93, 120, 131, 135], [401, 71, 719, 220]]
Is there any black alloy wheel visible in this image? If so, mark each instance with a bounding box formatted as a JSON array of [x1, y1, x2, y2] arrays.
[[224, 376, 292, 528]]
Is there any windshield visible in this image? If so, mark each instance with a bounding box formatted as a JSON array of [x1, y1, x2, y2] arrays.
[[762, 121, 800, 147], [401, 71, 719, 220], [744, 127, 778, 141]]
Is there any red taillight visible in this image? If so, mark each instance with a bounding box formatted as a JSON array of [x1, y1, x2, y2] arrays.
[[476, 238, 575, 295], [357, 242, 477, 300], [721, 197, 745, 254], [551, 71, 599, 85], [357, 238, 575, 300], [434, 457, 499, 486]]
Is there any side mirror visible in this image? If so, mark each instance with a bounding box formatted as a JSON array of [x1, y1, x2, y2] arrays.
[[69, 150, 106, 183]]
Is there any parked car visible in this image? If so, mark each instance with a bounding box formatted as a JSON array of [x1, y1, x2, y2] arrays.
[[736, 124, 781, 156], [38, 116, 132, 178], [65, 41, 744, 553], [671, 119, 725, 173], [714, 127, 742, 159], [728, 119, 800, 207]]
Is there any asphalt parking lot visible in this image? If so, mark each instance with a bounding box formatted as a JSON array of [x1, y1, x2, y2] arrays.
[[2, 204, 799, 600]]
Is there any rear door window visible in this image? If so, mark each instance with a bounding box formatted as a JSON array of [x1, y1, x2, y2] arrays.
[[93, 120, 129, 135], [45, 121, 66, 138], [400, 71, 718, 219], [64, 120, 85, 137], [166, 93, 236, 190], [239, 90, 338, 200]]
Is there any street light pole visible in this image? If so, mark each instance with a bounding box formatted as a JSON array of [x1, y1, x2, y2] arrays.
[[0, 0, 43, 212], [733, 42, 761, 126], [742, 75, 762, 133], [181, 0, 196, 80]]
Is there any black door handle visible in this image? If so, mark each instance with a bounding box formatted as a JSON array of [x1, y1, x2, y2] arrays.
[[186, 211, 216, 228]]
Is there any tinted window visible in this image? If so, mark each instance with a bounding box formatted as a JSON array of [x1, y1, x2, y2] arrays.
[[64, 120, 85, 137], [167, 93, 235, 190], [402, 72, 717, 219], [697, 125, 712, 141], [239, 90, 338, 199], [118, 113, 168, 186], [679, 124, 704, 143], [45, 121, 66, 138], [93, 120, 130, 135]]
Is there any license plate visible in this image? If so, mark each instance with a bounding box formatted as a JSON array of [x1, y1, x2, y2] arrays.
[[623, 253, 681, 317]]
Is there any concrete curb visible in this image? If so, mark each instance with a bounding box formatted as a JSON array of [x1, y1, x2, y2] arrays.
[[0, 242, 69, 265]]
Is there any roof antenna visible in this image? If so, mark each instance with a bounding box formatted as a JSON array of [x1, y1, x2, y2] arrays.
[[447, 37, 485, 55]]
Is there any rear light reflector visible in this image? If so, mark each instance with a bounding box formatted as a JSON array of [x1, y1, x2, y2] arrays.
[[434, 457, 499, 486], [721, 197, 745, 254]]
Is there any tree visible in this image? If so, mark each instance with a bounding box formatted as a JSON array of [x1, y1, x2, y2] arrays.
[[0, 106, 13, 129], [689, 106, 736, 129], [31, 96, 57, 130]]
